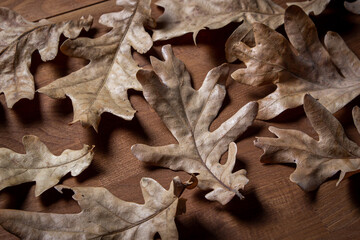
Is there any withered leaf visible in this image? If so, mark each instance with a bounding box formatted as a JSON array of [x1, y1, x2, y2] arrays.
[[229, 5, 360, 120], [226, 0, 330, 62], [151, 0, 329, 48], [256, 94, 360, 191], [345, 0, 360, 14], [38, 0, 155, 131], [0, 135, 94, 196], [0, 7, 93, 108], [132, 45, 258, 205], [0, 177, 187, 240]]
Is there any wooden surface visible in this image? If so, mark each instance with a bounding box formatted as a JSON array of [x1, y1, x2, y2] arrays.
[[0, 0, 359, 239]]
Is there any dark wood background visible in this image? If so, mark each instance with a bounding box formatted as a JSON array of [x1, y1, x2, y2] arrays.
[[0, 0, 359, 239]]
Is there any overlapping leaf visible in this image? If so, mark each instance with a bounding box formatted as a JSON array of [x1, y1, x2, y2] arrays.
[[0, 7, 93, 108], [256, 94, 360, 191], [151, 0, 328, 53], [38, 0, 155, 131], [0, 135, 94, 196], [132, 45, 258, 205], [0, 177, 189, 240], [229, 5, 360, 120], [226, 0, 330, 61]]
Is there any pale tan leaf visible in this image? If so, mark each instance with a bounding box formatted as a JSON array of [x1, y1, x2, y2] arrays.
[[132, 45, 258, 205], [0, 135, 94, 197], [0, 177, 187, 240], [0, 7, 93, 108], [345, 0, 360, 14], [38, 0, 155, 131], [230, 6, 360, 120], [225, 0, 329, 62], [150, 0, 329, 60], [255, 94, 360, 191], [153, 0, 285, 44]]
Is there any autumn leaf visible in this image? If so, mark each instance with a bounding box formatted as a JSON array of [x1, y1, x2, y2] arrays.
[[229, 5, 360, 120], [0, 7, 93, 108], [226, 0, 330, 62], [132, 45, 258, 205], [0, 135, 94, 197], [38, 0, 155, 131], [0, 177, 190, 240], [345, 0, 360, 14], [255, 94, 360, 191], [151, 0, 329, 48]]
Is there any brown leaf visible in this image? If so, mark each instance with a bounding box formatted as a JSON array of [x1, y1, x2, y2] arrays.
[[0, 177, 186, 240], [345, 0, 360, 14], [226, 0, 330, 62], [132, 45, 258, 205], [151, 0, 328, 50], [38, 0, 155, 131], [0, 7, 93, 108], [153, 0, 284, 44], [229, 5, 360, 120], [255, 94, 360, 191], [0, 135, 94, 196]]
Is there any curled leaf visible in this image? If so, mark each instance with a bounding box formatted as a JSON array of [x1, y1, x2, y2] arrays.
[[0, 135, 94, 196], [345, 0, 360, 14], [0, 177, 185, 240], [132, 45, 258, 205], [229, 5, 360, 120], [225, 0, 329, 61], [38, 0, 155, 131], [0, 7, 93, 108], [255, 94, 360, 191]]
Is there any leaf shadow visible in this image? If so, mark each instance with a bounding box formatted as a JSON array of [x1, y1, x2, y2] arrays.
[[86, 92, 150, 155], [12, 93, 43, 125], [176, 216, 220, 240], [52, 96, 74, 117], [0, 102, 7, 125], [75, 162, 103, 183], [0, 182, 33, 209], [39, 186, 77, 208], [265, 105, 305, 124], [309, 0, 359, 39], [349, 173, 360, 211], [218, 188, 267, 223]]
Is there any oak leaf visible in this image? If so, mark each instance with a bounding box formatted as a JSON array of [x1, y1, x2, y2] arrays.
[[255, 94, 360, 191], [0, 7, 93, 108], [0, 135, 94, 196], [0, 177, 189, 240], [151, 0, 329, 47], [38, 0, 155, 131], [229, 5, 360, 120], [132, 45, 258, 205], [345, 0, 360, 14], [225, 0, 330, 62]]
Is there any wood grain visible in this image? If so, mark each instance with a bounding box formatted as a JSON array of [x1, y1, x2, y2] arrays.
[[0, 0, 108, 21], [0, 0, 359, 239]]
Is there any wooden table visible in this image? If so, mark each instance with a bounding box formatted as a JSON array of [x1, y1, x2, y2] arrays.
[[0, 0, 359, 239]]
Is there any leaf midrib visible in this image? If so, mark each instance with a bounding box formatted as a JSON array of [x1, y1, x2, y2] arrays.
[[84, 0, 140, 112]]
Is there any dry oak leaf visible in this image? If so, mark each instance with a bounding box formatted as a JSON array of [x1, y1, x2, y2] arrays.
[[256, 94, 360, 191], [0, 7, 93, 108], [151, 0, 329, 48], [0, 135, 94, 197], [229, 5, 360, 120], [132, 45, 258, 205], [345, 0, 360, 14], [38, 0, 155, 131], [225, 0, 330, 62], [0, 177, 188, 240]]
